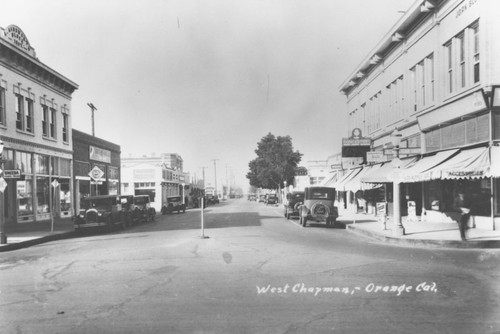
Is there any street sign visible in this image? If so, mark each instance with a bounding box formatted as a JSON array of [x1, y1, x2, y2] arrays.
[[89, 166, 104, 181], [51, 179, 59, 188], [0, 177, 6, 193], [3, 170, 21, 179]]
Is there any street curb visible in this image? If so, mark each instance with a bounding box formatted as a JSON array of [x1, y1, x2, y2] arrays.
[[345, 224, 500, 249], [0, 231, 77, 252]]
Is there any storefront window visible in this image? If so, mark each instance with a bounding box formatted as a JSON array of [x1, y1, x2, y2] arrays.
[[36, 177, 51, 214], [15, 151, 32, 174], [51, 157, 59, 175], [35, 154, 50, 175], [17, 177, 33, 216], [60, 158, 71, 177], [60, 179, 71, 212]]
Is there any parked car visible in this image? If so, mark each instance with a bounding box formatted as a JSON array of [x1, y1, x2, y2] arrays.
[[248, 194, 257, 201], [299, 187, 338, 227], [162, 195, 186, 214], [283, 191, 305, 219], [134, 195, 156, 222], [258, 194, 266, 203], [266, 193, 278, 206], [120, 195, 138, 227], [74, 195, 123, 231]]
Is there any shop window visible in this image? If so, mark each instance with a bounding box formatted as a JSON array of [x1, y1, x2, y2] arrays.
[[60, 179, 71, 212], [15, 95, 34, 133], [42, 105, 49, 137], [17, 177, 34, 217], [15, 151, 33, 174], [50, 108, 56, 139], [36, 177, 51, 214], [60, 158, 71, 177], [51, 156, 59, 175], [16, 95, 23, 130], [35, 154, 50, 175]]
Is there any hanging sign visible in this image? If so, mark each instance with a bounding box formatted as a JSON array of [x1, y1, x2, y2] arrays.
[[3, 170, 21, 178], [89, 166, 104, 181], [0, 177, 7, 193]]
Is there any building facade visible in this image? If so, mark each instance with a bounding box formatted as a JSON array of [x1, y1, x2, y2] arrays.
[[120, 154, 188, 212], [0, 25, 78, 224], [72, 129, 121, 213], [339, 0, 500, 229]]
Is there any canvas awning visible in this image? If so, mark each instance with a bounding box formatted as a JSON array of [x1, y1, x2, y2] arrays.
[[333, 168, 362, 191], [320, 171, 341, 187], [399, 149, 459, 183], [427, 146, 490, 180], [344, 165, 383, 192], [361, 157, 418, 184]]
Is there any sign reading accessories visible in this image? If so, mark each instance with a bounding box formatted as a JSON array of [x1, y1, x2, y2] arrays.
[[89, 146, 111, 164]]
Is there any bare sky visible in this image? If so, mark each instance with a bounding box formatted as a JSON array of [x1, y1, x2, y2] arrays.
[[1, 0, 415, 189]]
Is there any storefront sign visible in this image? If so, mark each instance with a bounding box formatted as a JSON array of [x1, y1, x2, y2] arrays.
[[89, 146, 111, 164], [399, 148, 421, 155], [341, 157, 363, 169], [342, 128, 372, 146], [16, 181, 26, 195], [4, 25, 36, 57], [133, 169, 155, 181], [3, 170, 21, 178], [366, 152, 385, 163]]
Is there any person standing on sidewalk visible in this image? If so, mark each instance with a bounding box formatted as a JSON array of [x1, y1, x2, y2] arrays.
[[454, 192, 471, 241]]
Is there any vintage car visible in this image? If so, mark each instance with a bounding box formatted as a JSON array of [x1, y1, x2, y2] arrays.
[[266, 193, 278, 206], [206, 194, 219, 205], [134, 195, 156, 222], [74, 195, 123, 231], [258, 194, 266, 203], [120, 195, 137, 227], [299, 187, 338, 227], [283, 191, 305, 219], [162, 195, 186, 214], [248, 194, 257, 201]]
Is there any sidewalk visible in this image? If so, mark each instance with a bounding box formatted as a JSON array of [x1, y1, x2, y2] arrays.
[[338, 211, 500, 249], [0, 218, 76, 252]]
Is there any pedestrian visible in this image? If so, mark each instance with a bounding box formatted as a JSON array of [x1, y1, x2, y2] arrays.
[[454, 192, 471, 241]]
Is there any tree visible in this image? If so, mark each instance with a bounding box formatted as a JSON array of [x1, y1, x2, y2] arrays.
[[246, 133, 302, 190]]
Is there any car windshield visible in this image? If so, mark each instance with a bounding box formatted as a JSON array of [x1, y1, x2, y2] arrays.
[[292, 193, 304, 199], [134, 196, 149, 205], [85, 198, 111, 210]]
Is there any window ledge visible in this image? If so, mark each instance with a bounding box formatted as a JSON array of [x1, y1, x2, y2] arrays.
[[42, 136, 57, 143], [16, 129, 35, 137]]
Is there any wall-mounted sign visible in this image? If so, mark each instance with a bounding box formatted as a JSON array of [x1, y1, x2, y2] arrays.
[[89, 145, 111, 164], [3, 169, 21, 179], [133, 169, 155, 181], [399, 148, 422, 155]]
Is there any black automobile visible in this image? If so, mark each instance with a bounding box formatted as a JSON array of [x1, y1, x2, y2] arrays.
[[74, 195, 123, 231], [299, 187, 338, 227], [120, 195, 138, 227], [162, 195, 186, 214], [283, 191, 305, 219], [266, 194, 278, 206], [134, 195, 156, 222]]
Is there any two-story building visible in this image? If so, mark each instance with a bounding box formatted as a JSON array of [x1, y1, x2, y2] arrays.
[[339, 0, 500, 230], [0, 25, 78, 225]]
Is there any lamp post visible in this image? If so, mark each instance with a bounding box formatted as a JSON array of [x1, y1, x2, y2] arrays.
[[391, 129, 405, 236], [0, 140, 7, 244]]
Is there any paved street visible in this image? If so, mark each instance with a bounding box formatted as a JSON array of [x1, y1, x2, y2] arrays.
[[1, 199, 499, 334]]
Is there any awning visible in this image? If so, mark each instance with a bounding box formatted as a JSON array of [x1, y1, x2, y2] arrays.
[[361, 157, 418, 184], [399, 149, 459, 183], [333, 168, 362, 191], [344, 165, 382, 192], [319, 171, 341, 187], [428, 147, 490, 180], [491, 146, 500, 178]]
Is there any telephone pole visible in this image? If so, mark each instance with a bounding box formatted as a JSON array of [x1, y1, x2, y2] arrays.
[[199, 166, 207, 189], [87, 103, 97, 136], [212, 159, 219, 197]]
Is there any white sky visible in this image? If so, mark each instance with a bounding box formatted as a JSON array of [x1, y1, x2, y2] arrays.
[[1, 0, 415, 189]]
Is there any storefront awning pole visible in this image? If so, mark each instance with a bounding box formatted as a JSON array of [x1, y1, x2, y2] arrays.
[[489, 109, 495, 231]]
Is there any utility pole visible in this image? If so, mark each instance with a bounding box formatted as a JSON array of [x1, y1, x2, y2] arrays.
[[225, 164, 229, 199], [212, 159, 219, 197], [199, 166, 207, 189], [87, 103, 97, 136]]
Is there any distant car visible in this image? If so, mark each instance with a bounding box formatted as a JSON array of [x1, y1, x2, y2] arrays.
[[162, 195, 186, 214], [299, 187, 338, 227], [266, 194, 278, 206], [134, 195, 156, 222], [258, 195, 266, 203], [283, 191, 305, 219], [248, 194, 257, 201], [74, 195, 123, 231]]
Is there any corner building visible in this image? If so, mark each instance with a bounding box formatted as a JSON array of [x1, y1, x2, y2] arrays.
[[339, 0, 500, 229], [0, 25, 78, 224]]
